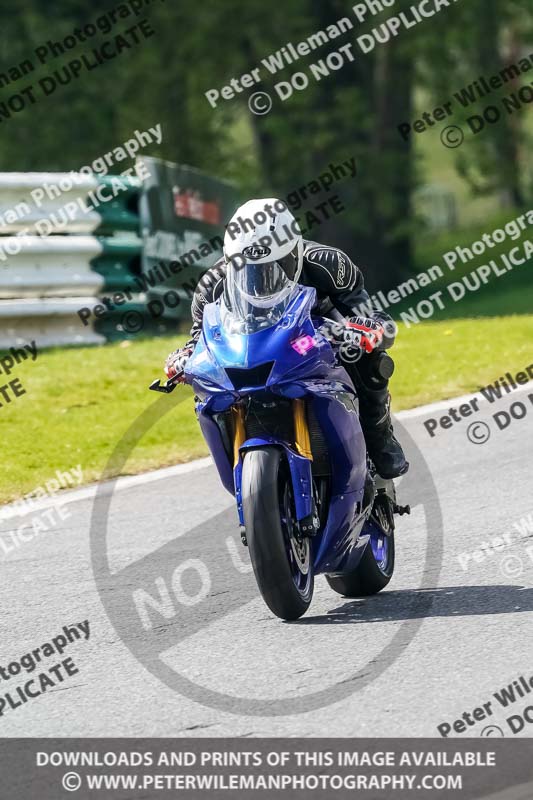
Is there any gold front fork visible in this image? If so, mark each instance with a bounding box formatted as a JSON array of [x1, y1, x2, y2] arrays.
[[232, 405, 246, 467], [293, 399, 313, 461], [232, 400, 313, 465]]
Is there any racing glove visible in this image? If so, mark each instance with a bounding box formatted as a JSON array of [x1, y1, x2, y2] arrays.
[[345, 316, 385, 353], [164, 345, 193, 382]]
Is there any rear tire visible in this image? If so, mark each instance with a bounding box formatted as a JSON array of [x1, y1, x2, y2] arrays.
[[326, 501, 395, 598], [242, 448, 313, 620]]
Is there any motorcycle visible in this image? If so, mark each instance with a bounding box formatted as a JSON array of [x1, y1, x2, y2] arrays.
[[150, 261, 409, 620]]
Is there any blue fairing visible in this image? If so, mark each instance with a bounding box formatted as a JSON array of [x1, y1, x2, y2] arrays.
[[185, 286, 370, 576], [186, 287, 338, 398]]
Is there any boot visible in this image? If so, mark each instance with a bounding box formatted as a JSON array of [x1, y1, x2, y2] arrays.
[[348, 356, 409, 478], [357, 381, 408, 478]]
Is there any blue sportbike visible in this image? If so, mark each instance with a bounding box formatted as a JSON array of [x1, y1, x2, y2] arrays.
[[150, 259, 409, 620]]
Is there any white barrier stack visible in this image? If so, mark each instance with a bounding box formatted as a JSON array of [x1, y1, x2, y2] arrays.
[[0, 173, 110, 349], [0, 236, 104, 298], [0, 173, 102, 234], [0, 299, 104, 348]]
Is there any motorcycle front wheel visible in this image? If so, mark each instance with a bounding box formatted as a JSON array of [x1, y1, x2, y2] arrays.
[[242, 447, 313, 620]]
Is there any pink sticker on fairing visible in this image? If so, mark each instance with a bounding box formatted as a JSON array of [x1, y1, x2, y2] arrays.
[[291, 335, 316, 355]]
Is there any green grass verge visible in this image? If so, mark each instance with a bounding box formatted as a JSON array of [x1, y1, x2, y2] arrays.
[[392, 316, 533, 408], [2, 315, 533, 504]]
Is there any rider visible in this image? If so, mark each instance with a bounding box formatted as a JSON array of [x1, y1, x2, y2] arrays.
[[164, 198, 408, 479]]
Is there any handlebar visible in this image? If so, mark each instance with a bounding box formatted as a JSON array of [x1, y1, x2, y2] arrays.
[[326, 308, 347, 325], [149, 308, 394, 393], [317, 315, 361, 346]]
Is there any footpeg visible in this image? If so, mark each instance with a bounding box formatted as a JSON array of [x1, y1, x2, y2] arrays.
[[298, 514, 320, 536], [393, 503, 411, 516]]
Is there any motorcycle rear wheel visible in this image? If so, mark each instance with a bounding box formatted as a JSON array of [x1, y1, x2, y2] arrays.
[[242, 447, 313, 620], [326, 501, 395, 598]]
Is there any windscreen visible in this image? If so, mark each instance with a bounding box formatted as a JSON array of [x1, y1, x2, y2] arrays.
[[221, 260, 296, 334]]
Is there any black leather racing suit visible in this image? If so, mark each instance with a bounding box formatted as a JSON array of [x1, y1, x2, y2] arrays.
[[185, 240, 407, 478], [189, 240, 390, 344]]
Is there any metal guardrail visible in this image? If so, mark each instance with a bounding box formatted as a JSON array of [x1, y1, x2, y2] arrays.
[[0, 165, 234, 349], [0, 236, 104, 298], [0, 298, 105, 348], [0, 173, 142, 349]]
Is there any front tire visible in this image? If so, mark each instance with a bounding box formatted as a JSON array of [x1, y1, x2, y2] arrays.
[[242, 448, 313, 620]]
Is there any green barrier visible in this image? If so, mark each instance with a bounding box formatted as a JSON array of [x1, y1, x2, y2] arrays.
[[93, 299, 182, 342], [95, 176, 141, 234], [140, 157, 240, 323], [87, 164, 239, 341], [89, 176, 144, 342], [91, 236, 143, 292], [90, 234, 190, 341]]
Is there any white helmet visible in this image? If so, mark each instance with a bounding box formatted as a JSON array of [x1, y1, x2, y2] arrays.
[[223, 198, 303, 283]]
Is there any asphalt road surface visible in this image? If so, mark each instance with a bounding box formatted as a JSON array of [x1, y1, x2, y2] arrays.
[[1, 383, 532, 737]]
